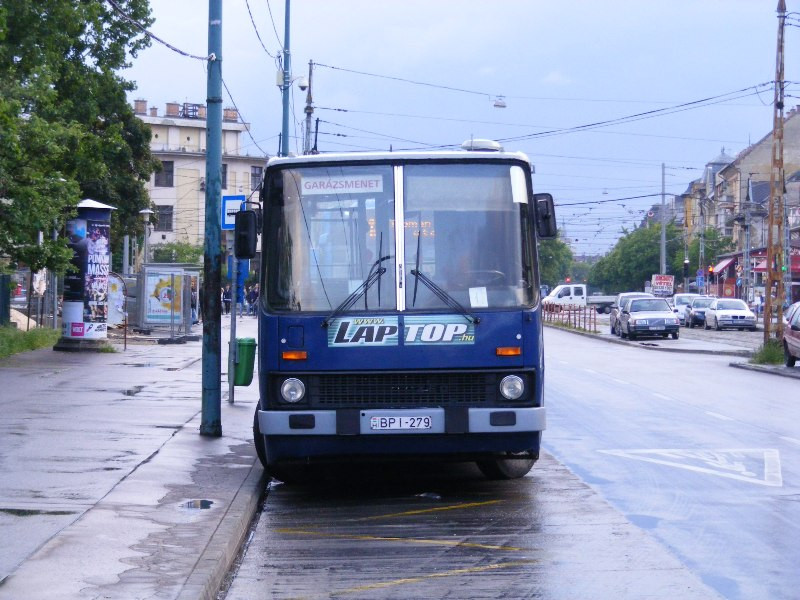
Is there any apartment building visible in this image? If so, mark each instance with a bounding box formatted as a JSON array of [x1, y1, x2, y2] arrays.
[[133, 99, 268, 248]]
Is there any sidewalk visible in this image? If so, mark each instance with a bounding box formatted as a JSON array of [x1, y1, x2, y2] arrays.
[[0, 316, 264, 599]]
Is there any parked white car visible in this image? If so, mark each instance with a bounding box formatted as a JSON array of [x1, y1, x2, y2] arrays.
[[670, 293, 700, 325], [704, 298, 757, 331]]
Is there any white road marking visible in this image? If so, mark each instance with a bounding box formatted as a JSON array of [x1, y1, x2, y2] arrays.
[[599, 448, 783, 487], [780, 436, 800, 446], [582, 368, 599, 375], [652, 393, 671, 401], [706, 411, 734, 421]]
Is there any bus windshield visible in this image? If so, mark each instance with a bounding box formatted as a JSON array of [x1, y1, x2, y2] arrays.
[[264, 161, 535, 313]]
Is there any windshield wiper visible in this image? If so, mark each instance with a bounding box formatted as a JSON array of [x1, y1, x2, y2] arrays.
[[410, 269, 480, 325], [321, 251, 392, 328], [410, 230, 479, 325]]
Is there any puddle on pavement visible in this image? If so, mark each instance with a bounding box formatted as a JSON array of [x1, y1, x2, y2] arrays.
[[123, 385, 144, 396], [183, 499, 214, 510], [121, 363, 153, 368]]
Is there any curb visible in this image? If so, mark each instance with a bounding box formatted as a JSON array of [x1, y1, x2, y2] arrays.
[[178, 461, 266, 600], [729, 361, 800, 380]]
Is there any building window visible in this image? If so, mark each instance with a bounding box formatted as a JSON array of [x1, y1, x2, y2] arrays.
[[251, 166, 263, 191], [155, 161, 174, 187], [221, 164, 228, 189], [154, 205, 174, 232]]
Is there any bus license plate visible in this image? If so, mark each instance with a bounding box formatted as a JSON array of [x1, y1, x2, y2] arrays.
[[370, 415, 432, 431]]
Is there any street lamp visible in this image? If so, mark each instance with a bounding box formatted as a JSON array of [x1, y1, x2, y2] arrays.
[[139, 208, 153, 268]]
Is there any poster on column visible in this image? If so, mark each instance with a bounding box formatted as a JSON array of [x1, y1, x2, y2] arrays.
[[82, 220, 110, 338]]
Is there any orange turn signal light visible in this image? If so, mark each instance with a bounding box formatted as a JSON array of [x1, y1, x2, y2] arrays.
[[282, 350, 308, 361], [496, 346, 521, 356]]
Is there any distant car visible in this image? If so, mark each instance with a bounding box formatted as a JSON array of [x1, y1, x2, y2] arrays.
[[783, 301, 800, 367], [670, 293, 700, 325], [609, 292, 654, 336], [704, 298, 757, 331], [619, 297, 680, 340], [685, 296, 715, 328]]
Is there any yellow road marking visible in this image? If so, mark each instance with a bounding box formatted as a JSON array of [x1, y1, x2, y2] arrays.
[[328, 560, 538, 597], [276, 528, 522, 552], [354, 499, 502, 521]]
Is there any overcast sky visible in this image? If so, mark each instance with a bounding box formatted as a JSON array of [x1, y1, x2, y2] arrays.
[[123, 0, 800, 255]]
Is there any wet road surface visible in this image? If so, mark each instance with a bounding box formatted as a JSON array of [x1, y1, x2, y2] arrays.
[[224, 457, 717, 599]]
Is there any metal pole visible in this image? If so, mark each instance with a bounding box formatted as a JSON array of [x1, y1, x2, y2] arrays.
[[228, 247, 238, 404], [122, 235, 130, 276], [303, 60, 314, 154], [660, 163, 666, 275], [170, 273, 176, 339], [280, 0, 291, 157], [201, 0, 223, 437]]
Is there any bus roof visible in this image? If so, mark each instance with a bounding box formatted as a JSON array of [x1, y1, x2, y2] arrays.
[[266, 148, 531, 168]]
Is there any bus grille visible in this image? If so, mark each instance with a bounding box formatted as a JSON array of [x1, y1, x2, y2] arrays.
[[309, 372, 496, 407]]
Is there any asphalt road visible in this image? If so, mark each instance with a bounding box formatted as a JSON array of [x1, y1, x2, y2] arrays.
[[220, 324, 800, 600], [542, 326, 800, 600]]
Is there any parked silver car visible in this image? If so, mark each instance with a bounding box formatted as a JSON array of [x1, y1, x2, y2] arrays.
[[704, 298, 757, 331], [619, 297, 680, 340], [609, 292, 654, 336]]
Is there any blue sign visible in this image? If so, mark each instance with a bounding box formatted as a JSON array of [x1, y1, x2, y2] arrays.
[[221, 195, 246, 230], [696, 275, 705, 288]]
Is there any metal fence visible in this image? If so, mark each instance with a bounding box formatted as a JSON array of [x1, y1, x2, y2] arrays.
[[542, 303, 598, 332]]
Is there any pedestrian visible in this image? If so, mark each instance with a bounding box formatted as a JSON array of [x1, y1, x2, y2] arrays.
[[222, 284, 231, 315], [190, 283, 198, 324], [247, 284, 258, 315]]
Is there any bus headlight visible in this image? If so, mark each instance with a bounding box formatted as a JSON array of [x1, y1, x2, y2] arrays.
[[280, 378, 306, 403], [500, 375, 524, 400]]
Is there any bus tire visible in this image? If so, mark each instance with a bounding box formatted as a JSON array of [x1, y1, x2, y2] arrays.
[[252, 407, 268, 469], [477, 456, 535, 480]]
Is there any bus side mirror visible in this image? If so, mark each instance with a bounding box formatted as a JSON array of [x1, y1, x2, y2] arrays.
[[234, 210, 258, 259], [533, 193, 557, 239]]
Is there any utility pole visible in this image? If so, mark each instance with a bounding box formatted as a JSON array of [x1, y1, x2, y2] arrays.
[[201, 0, 223, 437], [280, 0, 291, 157], [660, 163, 666, 275], [764, 0, 787, 343], [743, 176, 753, 305], [303, 60, 314, 154]]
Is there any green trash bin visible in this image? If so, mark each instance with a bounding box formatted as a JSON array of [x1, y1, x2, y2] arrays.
[[234, 338, 256, 386]]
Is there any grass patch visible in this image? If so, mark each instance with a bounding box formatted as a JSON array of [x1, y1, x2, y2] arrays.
[[97, 343, 117, 353], [750, 338, 784, 365], [0, 326, 60, 359]]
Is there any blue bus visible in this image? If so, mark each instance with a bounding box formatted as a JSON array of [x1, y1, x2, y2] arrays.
[[235, 140, 557, 480]]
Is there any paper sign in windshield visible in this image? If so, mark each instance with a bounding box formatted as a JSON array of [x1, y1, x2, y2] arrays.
[[302, 175, 383, 195]]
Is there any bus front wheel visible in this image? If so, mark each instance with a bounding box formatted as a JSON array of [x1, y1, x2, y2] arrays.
[[477, 456, 535, 480]]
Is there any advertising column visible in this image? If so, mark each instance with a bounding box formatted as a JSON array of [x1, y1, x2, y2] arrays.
[[55, 199, 115, 351]]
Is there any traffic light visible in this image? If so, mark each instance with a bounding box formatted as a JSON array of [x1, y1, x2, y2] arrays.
[[683, 260, 689, 277], [565, 277, 571, 283], [708, 265, 713, 274]]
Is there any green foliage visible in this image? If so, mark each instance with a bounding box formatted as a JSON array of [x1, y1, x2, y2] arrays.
[[538, 236, 573, 287], [590, 222, 702, 293], [151, 241, 204, 264], [0, 0, 157, 273], [670, 227, 734, 278], [750, 339, 784, 365], [0, 326, 60, 359]]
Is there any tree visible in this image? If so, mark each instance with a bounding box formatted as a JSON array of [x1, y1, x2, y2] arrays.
[[589, 222, 684, 293], [151, 241, 204, 265], [0, 0, 157, 273], [538, 236, 573, 287]]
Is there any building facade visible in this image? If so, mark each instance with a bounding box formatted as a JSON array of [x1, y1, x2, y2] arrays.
[[134, 99, 268, 249]]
